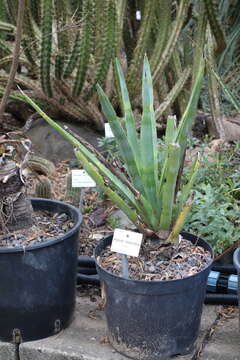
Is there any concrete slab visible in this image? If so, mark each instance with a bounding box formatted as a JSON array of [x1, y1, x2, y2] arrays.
[[19, 296, 219, 360], [200, 308, 239, 360], [0, 342, 16, 360], [19, 296, 126, 360]]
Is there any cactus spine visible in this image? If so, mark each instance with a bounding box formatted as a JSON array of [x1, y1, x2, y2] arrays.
[[65, 171, 82, 204], [35, 178, 52, 198]]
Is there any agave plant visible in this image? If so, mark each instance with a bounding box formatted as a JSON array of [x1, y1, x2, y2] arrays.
[[21, 56, 204, 244]]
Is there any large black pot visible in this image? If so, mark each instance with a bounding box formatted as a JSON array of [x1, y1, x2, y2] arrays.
[[0, 198, 82, 343], [95, 232, 213, 360], [233, 248, 240, 309]]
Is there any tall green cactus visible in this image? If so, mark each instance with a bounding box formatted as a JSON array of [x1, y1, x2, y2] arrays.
[[150, 1, 171, 76], [86, 0, 118, 99], [22, 0, 39, 66], [40, 0, 53, 97], [127, 0, 157, 95], [0, 0, 226, 130], [204, 0, 226, 56], [54, 0, 69, 79], [72, 0, 93, 97]]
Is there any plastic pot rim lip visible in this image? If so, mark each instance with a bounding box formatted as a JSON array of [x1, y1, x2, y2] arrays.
[[0, 197, 82, 254], [94, 232, 213, 285], [233, 248, 240, 270]]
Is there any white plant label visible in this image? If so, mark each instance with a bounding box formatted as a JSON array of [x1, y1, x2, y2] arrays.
[[105, 123, 114, 138], [111, 229, 143, 257], [71, 170, 96, 188], [136, 10, 141, 20]]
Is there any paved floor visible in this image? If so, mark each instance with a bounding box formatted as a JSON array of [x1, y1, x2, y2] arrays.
[[0, 296, 239, 360]]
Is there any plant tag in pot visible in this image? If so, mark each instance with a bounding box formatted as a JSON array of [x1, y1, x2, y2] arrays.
[[105, 123, 114, 138], [71, 170, 96, 188], [111, 229, 143, 257]]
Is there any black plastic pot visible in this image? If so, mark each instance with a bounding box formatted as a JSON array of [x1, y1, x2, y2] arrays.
[[233, 248, 240, 309], [95, 232, 213, 360], [0, 198, 82, 343]]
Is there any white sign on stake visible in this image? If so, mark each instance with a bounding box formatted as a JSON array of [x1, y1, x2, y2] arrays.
[[136, 10, 141, 20], [111, 229, 143, 257], [105, 123, 114, 138], [71, 170, 96, 188]]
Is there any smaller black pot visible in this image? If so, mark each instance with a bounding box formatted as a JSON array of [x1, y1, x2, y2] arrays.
[[233, 248, 240, 309], [95, 232, 213, 360], [0, 198, 82, 343]]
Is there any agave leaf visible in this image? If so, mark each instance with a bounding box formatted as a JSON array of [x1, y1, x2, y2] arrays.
[[176, 57, 205, 159], [140, 56, 158, 208], [74, 148, 141, 229], [167, 195, 194, 244], [21, 89, 158, 228], [114, 58, 140, 168], [165, 115, 177, 144], [159, 143, 181, 230], [20, 90, 138, 205], [174, 153, 200, 220], [97, 84, 144, 193]]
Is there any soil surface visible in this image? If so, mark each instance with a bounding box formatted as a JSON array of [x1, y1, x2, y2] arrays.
[[98, 238, 212, 281], [0, 210, 74, 248]]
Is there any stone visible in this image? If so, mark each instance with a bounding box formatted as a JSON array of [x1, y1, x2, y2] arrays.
[[19, 297, 126, 360], [26, 118, 102, 163], [200, 308, 240, 360], [19, 296, 220, 360], [0, 342, 16, 360], [109, 209, 135, 230]]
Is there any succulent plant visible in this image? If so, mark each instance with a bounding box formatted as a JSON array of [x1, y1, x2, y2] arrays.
[[21, 55, 204, 243], [35, 177, 52, 198], [65, 171, 82, 205]]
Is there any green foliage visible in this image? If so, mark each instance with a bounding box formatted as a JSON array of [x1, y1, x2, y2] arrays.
[[72, 0, 93, 97], [35, 178, 52, 198], [0, 0, 208, 129], [41, 0, 53, 97], [22, 56, 205, 243], [202, 0, 240, 115], [185, 183, 239, 255], [106, 216, 121, 230], [97, 137, 120, 163], [65, 171, 82, 205], [184, 141, 240, 254]]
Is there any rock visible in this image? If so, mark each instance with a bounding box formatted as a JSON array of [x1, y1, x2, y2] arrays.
[[200, 308, 239, 360], [110, 209, 135, 230], [207, 114, 240, 141], [26, 118, 103, 163], [0, 342, 16, 360]]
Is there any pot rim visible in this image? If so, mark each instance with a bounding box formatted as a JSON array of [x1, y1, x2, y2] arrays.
[[233, 248, 240, 271], [0, 197, 82, 254], [94, 232, 213, 285]]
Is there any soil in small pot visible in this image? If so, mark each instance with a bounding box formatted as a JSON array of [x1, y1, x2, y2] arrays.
[[0, 210, 74, 248], [98, 236, 212, 281]]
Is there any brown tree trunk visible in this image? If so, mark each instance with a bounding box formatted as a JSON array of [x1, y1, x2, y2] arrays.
[[0, 159, 33, 232]]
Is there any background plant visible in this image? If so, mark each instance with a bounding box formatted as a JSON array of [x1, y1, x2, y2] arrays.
[[184, 140, 240, 254], [0, 0, 230, 132]]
